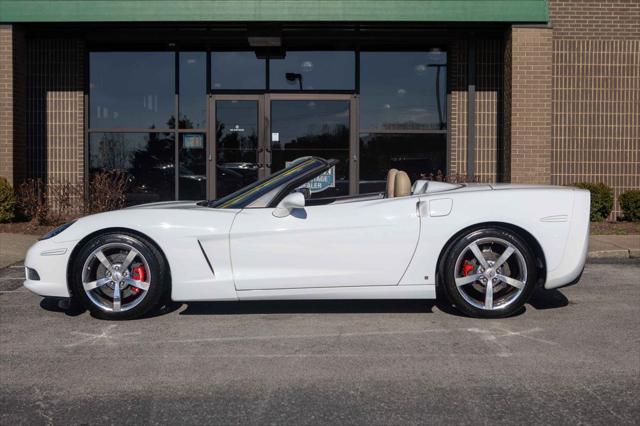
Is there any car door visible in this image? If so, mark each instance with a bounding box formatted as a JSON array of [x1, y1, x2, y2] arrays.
[[229, 197, 421, 290]]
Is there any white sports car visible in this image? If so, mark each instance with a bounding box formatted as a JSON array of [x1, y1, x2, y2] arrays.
[[24, 157, 590, 320]]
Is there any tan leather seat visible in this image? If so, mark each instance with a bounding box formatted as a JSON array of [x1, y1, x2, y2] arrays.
[[394, 171, 411, 197], [385, 169, 398, 198]]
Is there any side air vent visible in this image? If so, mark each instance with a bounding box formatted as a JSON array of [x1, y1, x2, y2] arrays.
[[197, 240, 215, 276]]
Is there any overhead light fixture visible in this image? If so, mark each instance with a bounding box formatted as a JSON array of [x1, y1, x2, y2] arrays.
[[248, 24, 282, 47], [248, 36, 282, 47]]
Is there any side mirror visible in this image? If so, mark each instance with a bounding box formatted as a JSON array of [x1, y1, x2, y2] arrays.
[[273, 192, 306, 218], [296, 187, 311, 200]]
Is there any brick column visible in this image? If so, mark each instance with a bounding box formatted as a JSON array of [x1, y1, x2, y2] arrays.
[[504, 26, 553, 184], [0, 25, 26, 187]]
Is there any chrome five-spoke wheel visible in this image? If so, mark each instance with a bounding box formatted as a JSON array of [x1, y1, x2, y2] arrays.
[[443, 228, 537, 318], [454, 237, 527, 311], [82, 243, 151, 313], [72, 232, 167, 319]]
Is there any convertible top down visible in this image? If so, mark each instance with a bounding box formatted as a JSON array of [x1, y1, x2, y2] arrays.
[[24, 157, 590, 319]]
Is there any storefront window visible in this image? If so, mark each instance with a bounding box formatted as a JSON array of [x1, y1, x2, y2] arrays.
[[90, 52, 175, 129], [89, 133, 175, 205], [359, 51, 447, 193], [179, 52, 207, 129], [211, 51, 266, 90], [360, 52, 447, 131], [359, 133, 446, 194], [269, 51, 355, 91]]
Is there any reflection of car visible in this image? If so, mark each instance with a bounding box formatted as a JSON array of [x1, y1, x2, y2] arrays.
[[24, 157, 590, 320]]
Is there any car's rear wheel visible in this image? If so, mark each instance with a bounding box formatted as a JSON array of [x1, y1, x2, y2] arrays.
[[441, 227, 537, 318], [70, 232, 168, 320]]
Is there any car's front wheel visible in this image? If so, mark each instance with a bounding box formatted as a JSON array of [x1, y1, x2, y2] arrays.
[[70, 232, 168, 320], [441, 227, 538, 318]]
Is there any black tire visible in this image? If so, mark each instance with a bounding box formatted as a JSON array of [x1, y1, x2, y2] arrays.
[[441, 227, 538, 318], [70, 232, 169, 320]]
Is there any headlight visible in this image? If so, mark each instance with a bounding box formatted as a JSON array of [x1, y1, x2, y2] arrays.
[[39, 221, 76, 240]]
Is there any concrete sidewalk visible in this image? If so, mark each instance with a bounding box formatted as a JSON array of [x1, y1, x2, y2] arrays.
[[589, 234, 640, 259], [0, 231, 639, 269], [0, 233, 39, 268]]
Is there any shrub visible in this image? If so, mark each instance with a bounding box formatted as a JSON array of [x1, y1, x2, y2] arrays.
[[47, 181, 84, 224], [16, 179, 48, 224], [16, 179, 84, 225], [0, 177, 16, 223], [619, 189, 640, 222], [573, 182, 614, 222], [88, 170, 129, 213]]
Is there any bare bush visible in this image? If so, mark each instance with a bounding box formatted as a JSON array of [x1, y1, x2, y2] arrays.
[[14, 171, 128, 226], [421, 171, 478, 183], [16, 179, 48, 225], [88, 170, 129, 214], [47, 181, 84, 224]]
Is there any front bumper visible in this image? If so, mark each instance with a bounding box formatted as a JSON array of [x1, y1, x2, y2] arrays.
[[23, 239, 77, 298]]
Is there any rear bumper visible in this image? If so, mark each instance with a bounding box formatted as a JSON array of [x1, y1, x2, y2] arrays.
[[544, 190, 590, 290], [23, 239, 76, 298]]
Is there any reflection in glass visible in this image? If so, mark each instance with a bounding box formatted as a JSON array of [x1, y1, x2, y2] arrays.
[[359, 133, 446, 193], [89, 133, 175, 205], [90, 52, 175, 129], [360, 52, 447, 131], [271, 100, 350, 196], [211, 52, 266, 90], [179, 52, 207, 129], [179, 133, 206, 200], [269, 51, 355, 91], [216, 100, 260, 197]]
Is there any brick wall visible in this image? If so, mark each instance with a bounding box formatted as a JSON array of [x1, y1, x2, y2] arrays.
[[505, 27, 553, 184], [549, 0, 640, 40], [550, 0, 640, 217], [0, 25, 26, 187]]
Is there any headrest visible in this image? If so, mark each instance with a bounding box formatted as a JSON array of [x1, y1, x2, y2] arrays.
[[394, 171, 411, 197], [386, 169, 398, 198]]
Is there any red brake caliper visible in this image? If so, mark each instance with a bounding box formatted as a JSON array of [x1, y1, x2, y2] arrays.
[[130, 265, 146, 294], [462, 260, 475, 277]]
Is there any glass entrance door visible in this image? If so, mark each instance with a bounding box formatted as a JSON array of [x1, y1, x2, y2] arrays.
[[211, 94, 355, 200], [213, 96, 265, 198]]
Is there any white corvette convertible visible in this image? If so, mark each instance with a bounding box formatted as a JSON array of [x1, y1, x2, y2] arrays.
[[24, 157, 590, 320]]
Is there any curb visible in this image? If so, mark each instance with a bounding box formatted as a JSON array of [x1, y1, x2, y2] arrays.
[[588, 249, 638, 259]]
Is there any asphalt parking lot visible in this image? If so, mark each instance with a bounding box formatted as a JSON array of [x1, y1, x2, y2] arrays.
[[1, 260, 639, 425]]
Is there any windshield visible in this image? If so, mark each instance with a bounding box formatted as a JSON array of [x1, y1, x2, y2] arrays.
[[208, 157, 331, 209]]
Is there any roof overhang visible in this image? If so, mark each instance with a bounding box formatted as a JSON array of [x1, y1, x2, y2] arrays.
[[0, 1, 549, 24]]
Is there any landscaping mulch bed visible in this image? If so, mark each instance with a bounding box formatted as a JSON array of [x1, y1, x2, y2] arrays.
[[590, 221, 639, 235], [0, 222, 56, 236]]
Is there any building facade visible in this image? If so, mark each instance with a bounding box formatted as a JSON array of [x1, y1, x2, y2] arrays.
[[0, 0, 638, 214]]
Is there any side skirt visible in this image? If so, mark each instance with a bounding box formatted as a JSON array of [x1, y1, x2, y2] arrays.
[[236, 285, 436, 301]]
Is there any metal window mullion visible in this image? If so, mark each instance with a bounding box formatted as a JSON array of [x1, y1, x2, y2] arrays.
[[467, 37, 476, 180], [206, 50, 212, 200], [174, 50, 179, 200], [349, 95, 359, 195]]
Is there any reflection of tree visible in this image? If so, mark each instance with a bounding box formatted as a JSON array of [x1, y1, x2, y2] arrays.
[[283, 124, 349, 150], [167, 115, 194, 130], [97, 134, 127, 169]]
